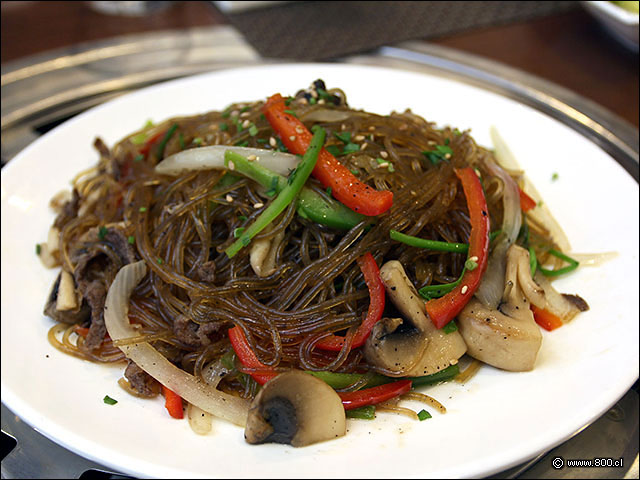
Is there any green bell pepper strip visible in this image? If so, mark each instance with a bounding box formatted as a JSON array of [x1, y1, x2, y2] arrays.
[[390, 229, 501, 253], [224, 126, 325, 258], [224, 150, 366, 230]]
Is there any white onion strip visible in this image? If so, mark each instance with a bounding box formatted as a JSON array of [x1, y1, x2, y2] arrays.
[[104, 261, 249, 426], [155, 146, 300, 177], [187, 403, 213, 435], [475, 159, 522, 309]]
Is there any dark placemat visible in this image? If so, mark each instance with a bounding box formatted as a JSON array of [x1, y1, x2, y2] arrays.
[[223, 1, 580, 60]]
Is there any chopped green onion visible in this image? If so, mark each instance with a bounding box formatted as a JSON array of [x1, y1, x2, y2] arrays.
[[36, 244, 41, 255], [307, 371, 389, 389], [417, 409, 432, 421], [127, 235, 135, 245], [155, 123, 178, 159], [418, 268, 466, 300], [219, 122, 228, 131], [422, 144, 453, 165], [316, 88, 332, 101], [350, 168, 359, 175], [98, 226, 108, 240], [390, 229, 469, 253], [283, 109, 297, 118], [538, 249, 579, 276], [334, 131, 351, 144], [441, 320, 458, 334], [234, 140, 249, 147], [464, 259, 478, 271], [224, 126, 325, 258], [192, 137, 203, 146], [551, 172, 559, 181], [248, 124, 259, 137], [178, 133, 185, 150], [309, 96, 317, 105], [387, 163, 395, 173], [238, 215, 248, 222], [342, 143, 360, 155], [134, 154, 144, 162], [325, 145, 341, 157], [139, 207, 147, 213], [233, 227, 245, 238], [103, 395, 118, 405], [284, 96, 294, 106], [221, 107, 232, 118], [529, 246, 537, 276], [157, 258, 163, 265], [346, 405, 376, 420], [326, 187, 332, 196]]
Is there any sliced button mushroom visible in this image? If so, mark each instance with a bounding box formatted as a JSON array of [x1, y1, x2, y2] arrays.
[[250, 230, 285, 277], [364, 261, 467, 377], [244, 370, 346, 447], [458, 245, 542, 371], [533, 270, 589, 322]]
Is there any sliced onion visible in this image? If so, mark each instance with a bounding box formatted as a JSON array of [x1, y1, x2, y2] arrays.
[[187, 403, 213, 435], [569, 251, 618, 267], [155, 146, 300, 177], [104, 261, 249, 426], [300, 108, 354, 123], [533, 270, 584, 322], [475, 159, 521, 309], [490, 126, 571, 252]]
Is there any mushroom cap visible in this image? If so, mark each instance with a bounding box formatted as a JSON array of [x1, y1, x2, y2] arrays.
[[244, 370, 346, 447]]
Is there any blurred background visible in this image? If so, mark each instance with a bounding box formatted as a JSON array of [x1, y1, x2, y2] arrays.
[[1, 1, 638, 478]]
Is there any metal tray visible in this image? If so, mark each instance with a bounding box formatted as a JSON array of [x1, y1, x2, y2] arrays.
[[1, 24, 638, 479]]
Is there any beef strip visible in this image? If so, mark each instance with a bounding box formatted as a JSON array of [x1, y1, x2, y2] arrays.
[[124, 360, 159, 397], [72, 226, 137, 350], [173, 314, 223, 349]]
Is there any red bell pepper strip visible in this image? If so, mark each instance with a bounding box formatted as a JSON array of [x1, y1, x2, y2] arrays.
[[139, 130, 165, 156], [162, 385, 184, 419], [531, 305, 563, 331], [316, 253, 385, 351], [338, 379, 412, 410], [518, 186, 537, 212], [263, 94, 393, 217], [228, 326, 277, 385], [425, 167, 490, 329]]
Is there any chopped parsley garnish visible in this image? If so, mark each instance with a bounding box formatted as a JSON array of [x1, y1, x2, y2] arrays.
[[98, 226, 108, 240], [103, 395, 118, 405], [417, 409, 432, 421], [422, 144, 453, 165]]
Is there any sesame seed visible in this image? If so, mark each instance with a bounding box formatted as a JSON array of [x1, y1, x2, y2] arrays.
[[225, 195, 233, 203], [354, 135, 365, 141], [360, 142, 368, 151], [444, 153, 452, 159], [310, 90, 318, 98], [368, 126, 375, 131], [461, 285, 469, 294], [230, 110, 239, 118], [242, 119, 251, 128], [240, 111, 251, 118], [269, 137, 277, 147], [410, 190, 417, 196], [299, 98, 308, 105], [247, 155, 257, 162], [428, 140, 437, 146], [380, 151, 388, 159], [253, 202, 264, 209], [295, 126, 304, 134], [289, 135, 296, 141], [469, 256, 478, 262], [228, 161, 235, 171], [318, 99, 325, 105], [341, 124, 347, 131], [378, 162, 390, 168]]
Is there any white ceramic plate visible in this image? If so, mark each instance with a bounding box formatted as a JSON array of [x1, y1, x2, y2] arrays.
[[1, 64, 638, 479]]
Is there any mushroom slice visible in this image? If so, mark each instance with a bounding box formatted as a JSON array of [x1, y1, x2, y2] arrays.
[[458, 245, 542, 371], [43, 271, 90, 324], [250, 230, 285, 277], [364, 261, 467, 377], [533, 270, 589, 322], [244, 371, 346, 447]]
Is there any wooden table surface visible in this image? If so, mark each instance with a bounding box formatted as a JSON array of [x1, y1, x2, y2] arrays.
[[1, 1, 638, 127]]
